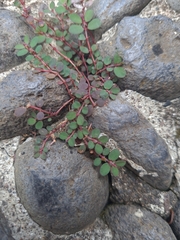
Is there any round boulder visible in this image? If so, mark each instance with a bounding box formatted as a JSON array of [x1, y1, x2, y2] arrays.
[[14, 138, 109, 235]]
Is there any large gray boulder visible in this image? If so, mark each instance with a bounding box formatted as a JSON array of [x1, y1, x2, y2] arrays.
[[89, 95, 173, 190], [171, 200, 180, 239], [110, 167, 177, 218], [0, 9, 34, 73], [103, 204, 177, 240], [167, 0, 180, 12], [90, 0, 151, 40], [98, 15, 180, 101], [0, 70, 69, 140], [14, 138, 109, 235]]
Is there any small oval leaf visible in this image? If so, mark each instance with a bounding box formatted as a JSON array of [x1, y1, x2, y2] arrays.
[[114, 67, 126, 78], [85, 9, 94, 22], [27, 118, 36, 126], [100, 163, 110, 176], [59, 131, 68, 140], [94, 158, 101, 166], [69, 25, 83, 34], [108, 149, 120, 161], [69, 13, 82, 24], [14, 107, 27, 117], [35, 121, 43, 130], [88, 18, 101, 30], [66, 111, 76, 120], [95, 144, 103, 155]]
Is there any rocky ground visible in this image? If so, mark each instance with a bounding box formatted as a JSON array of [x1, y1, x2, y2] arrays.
[[0, 0, 180, 239]]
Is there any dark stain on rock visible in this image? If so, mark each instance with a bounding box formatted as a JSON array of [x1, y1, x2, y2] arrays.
[[152, 44, 163, 56]]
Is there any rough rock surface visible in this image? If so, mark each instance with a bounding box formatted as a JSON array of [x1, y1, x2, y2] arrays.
[[167, 0, 180, 12], [0, 208, 15, 240], [110, 167, 177, 218], [14, 138, 109, 235], [0, 70, 69, 140], [103, 204, 177, 240], [171, 200, 180, 240], [98, 15, 180, 101], [91, 0, 151, 40], [0, 8, 34, 73], [89, 95, 173, 190]]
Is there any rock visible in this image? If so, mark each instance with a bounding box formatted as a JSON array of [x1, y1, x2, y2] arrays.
[[0, 9, 34, 73], [103, 204, 177, 240], [110, 167, 177, 218], [98, 15, 180, 101], [170, 200, 180, 239], [14, 138, 109, 235], [167, 0, 180, 12], [90, 0, 151, 40], [0, 208, 15, 240], [89, 95, 173, 190], [0, 70, 69, 140]]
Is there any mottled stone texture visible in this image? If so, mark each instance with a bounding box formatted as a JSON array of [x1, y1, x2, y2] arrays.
[[0, 70, 69, 140], [167, 0, 180, 12], [103, 204, 177, 240], [89, 95, 172, 190], [98, 15, 180, 101], [90, 0, 151, 40], [0, 9, 34, 73], [110, 167, 177, 218], [171, 200, 180, 239], [0, 208, 15, 240], [14, 138, 109, 235]]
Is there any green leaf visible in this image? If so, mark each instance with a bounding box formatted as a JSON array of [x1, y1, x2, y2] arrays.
[[59, 0, 67, 4], [68, 137, 75, 147], [109, 94, 116, 100], [85, 9, 94, 22], [55, 6, 66, 14], [111, 86, 120, 95], [80, 46, 89, 54], [77, 114, 84, 126], [59, 131, 68, 140], [114, 67, 126, 78], [91, 44, 97, 52], [40, 153, 47, 160], [100, 90, 109, 99], [116, 160, 126, 167], [25, 55, 34, 61], [88, 18, 101, 30], [24, 35, 29, 44], [82, 106, 88, 115], [108, 149, 120, 161], [36, 24, 48, 33], [104, 80, 113, 90], [69, 121, 78, 130], [96, 61, 103, 70], [86, 58, 93, 65], [82, 128, 89, 136], [66, 111, 76, 120], [99, 135, 109, 144], [88, 141, 95, 150], [30, 36, 38, 48], [35, 121, 43, 130], [69, 25, 83, 34], [78, 144, 86, 153], [15, 44, 25, 50], [103, 147, 110, 156], [46, 37, 53, 44], [113, 53, 122, 64], [35, 45, 42, 53], [17, 49, 28, 56], [107, 67, 113, 72], [34, 152, 40, 158], [95, 144, 103, 155], [103, 56, 112, 65], [100, 163, 110, 176], [78, 34, 86, 41], [37, 35, 46, 43], [27, 118, 36, 126], [77, 130, 84, 139], [50, 1, 55, 9], [93, 158, 101, 166], [111, 167, 119, 176], [72, 101, 81, 109], [91, 128, 100, 138], [69, 13, 82, 24]]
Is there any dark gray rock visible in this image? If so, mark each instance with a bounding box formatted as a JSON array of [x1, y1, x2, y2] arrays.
[[0, 208, 15, 240], [98, 15, 180, 101], [110, 167, 177, 218], [0, 70, 69, 140], [90, 0, 151, 40], [89, 95, 173, 190], [103, 204, 177, 240], [171, 200, 180, 240], [167, 0, 180, 12], [0, 9, 34, 73], [14, 138, 109, 235]]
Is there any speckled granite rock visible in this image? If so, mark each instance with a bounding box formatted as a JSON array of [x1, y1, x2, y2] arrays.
[[0, 208, 15, 240], [0, 70, 69, 140], [171, 200, 180, 239], [167, 0, 180, 12], [0, 9, 34, 73], [103, 204, 177, 240], [89, 95, 173, 190], [98, 15, 180, 101], [110, 167, 177, 218], [14, 138, 109, 235], [90, 0, 151, 40]]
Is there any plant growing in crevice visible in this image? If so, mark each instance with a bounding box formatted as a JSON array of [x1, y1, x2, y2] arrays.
[[14, 0, 127, 176]]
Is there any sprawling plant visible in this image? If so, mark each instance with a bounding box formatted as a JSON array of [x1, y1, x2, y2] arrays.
[[14, 0, 127, 176]]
